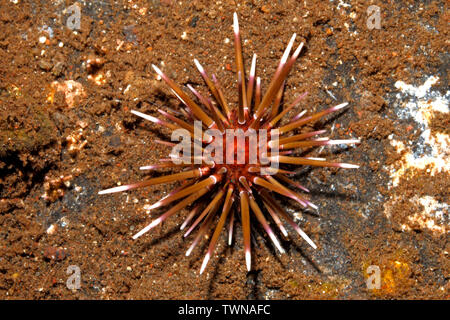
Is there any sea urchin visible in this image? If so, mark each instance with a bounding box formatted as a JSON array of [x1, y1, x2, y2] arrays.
[[99, 13, 360, 274]]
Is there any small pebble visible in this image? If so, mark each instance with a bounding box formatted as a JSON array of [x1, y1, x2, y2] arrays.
[[208, 10, 217, 19], [52, 62, 64, 76], [43, 247, 67, 261], [261, 5, 271, 13], [38, 60, 52, 71], [46, 224, 57, 235], [189, 16, 199, 28]]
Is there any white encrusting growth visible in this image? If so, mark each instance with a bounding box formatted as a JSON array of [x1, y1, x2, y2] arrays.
[[389, 76, 449, 187], [383, 76, 449, 235]]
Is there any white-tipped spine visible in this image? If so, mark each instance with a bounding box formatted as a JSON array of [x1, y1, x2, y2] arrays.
[[292, 42, 304, 59], [193, 58, 205, 75], [250, 54, 257, 78], [151, 64, 163, 77], [281, 34, 297, 64], [325, 139, 361, 145], [298, 228, 317, 249], [132, 217, 162, 239], [245, 250, 251, 272], [131, 110, 160, 124], [98, 185, 132, 195], [332, 102, 349, 111], [268, 231, 285, 254], [139, 165, 156, 170], [233, 12, 239, 35], [338, 163, 360, 169], [199, 253, 210, 274]]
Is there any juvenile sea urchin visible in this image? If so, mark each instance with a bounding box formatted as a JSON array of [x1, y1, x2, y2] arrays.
[[99, 13, 360, 274]]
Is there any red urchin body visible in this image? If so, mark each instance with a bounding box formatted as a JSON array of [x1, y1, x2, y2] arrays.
[[99, 13, 360, 274]]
